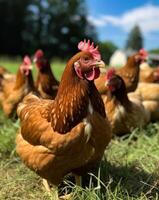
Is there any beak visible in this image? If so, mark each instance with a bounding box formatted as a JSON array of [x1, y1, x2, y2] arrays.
[[29, 65, 33, 70], [33, 57, 37, 63], [96, 60, 106, 68]]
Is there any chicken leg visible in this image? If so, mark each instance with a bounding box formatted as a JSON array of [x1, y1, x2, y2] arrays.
[[42, 179, 59, 200], [42, 178, 51, 192], [75, 175, 82, 187], [59, 175, 82, 200]]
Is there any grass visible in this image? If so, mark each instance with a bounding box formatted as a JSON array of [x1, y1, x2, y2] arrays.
[[0, 57, 65, 80], [0, 58, 159, 199]]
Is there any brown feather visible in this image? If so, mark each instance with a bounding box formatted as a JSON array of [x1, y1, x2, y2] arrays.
[[35, 59, 59, 99]]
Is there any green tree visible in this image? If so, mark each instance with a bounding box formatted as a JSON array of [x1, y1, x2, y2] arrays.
[[0, 0, 97, 57], [125, 25, 143, 51], [98, 41, 118, 64], [0, 0, 29, 55], [149, 48, 159, 54], [22, 0, 97, 58]]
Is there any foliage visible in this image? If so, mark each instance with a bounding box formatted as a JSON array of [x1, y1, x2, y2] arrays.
[[125, 25, 143, 51], [149, 49, 159, 54], [0, 0, 29, 55], [98, 41, 118, 64], [0, 0, 97, 58]]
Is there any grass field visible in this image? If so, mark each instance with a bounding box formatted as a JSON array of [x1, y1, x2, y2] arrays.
[[0, 58, 159, 200]]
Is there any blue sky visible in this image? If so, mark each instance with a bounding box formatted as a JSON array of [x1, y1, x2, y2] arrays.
[[86, 0, 159, 50]]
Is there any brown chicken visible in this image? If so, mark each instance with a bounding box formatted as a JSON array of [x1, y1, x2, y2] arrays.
[[95, 49, 148, 94], [0, 66, 8, 78], [0, 56, 35, 117], [133, 82, 159, 121], [142, 100, 159, 121], [16, 40, 112, 199], [135, 82, 159, 101], [34, 49, 59, 99], [139, 62, 159, 83], [102, 69, 150, 136], [0, 66, 12, 91]]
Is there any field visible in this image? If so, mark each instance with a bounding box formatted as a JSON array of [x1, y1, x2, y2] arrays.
[[0, 58, 159, 200]]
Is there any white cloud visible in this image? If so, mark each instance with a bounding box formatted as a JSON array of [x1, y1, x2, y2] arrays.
[[87, 4, 159, 33]]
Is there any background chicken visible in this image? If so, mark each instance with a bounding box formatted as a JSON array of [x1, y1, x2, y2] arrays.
[[142, 100, 159, 121], [34, 49, 59, 99], [135, 82, 159, 101], [132, 82, 159, 121], [0, 66, 14, 92], [16, 40, 112, 199], [139, 62, 159, 83], [95, 49, 148, 94], [102, 69, 150, 136], [0, 66, 9, 80], [0, 56, 35, 117]]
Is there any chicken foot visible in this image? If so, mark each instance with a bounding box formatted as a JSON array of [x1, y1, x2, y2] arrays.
[[75, 175, 82, 187]]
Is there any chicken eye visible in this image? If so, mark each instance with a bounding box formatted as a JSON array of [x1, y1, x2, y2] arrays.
[[82, 57, 90, 63], [85, 57, 89, 60]]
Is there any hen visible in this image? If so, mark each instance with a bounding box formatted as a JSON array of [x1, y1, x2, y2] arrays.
[[95, 49, 148, 94], [34, 49, 59, 99], [139, 62, 159, 83], [0, 66, 13, 91], [16, 40, 112, 199], [134, 82, 159, 121], [103, 69, 150, 136], [0, 66, 8, 79], [135, 82, 159, 101], [142, 100, 159, 121], [0, 56, 35, 117]]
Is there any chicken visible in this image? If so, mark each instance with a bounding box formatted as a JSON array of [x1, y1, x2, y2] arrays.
[[142, 100, 159, 121], [16, 40, 112, 199], [95, 49, 148, 94], [102, 69, 150, 136], [0, 66, 8, 77], [0, 56, 35, 117], [133, 82, 159, 121], [34, 49, 59, 99], [0, 66, 12, 91], [135, 82, 159, 101], [139, 62, 159, 83]]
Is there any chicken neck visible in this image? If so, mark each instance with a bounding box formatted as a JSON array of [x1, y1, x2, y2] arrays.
[[50, 56, 106, 134]]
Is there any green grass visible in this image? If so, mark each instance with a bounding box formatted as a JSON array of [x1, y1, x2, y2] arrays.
[[0, 57, 65, 81], [0, 58, 159, 199]]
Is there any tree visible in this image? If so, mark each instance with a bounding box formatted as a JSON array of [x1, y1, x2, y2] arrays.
[[149, 48, 159, 54], [98, 41, 118, 64], [22, 0, 97, 58], [0, 0, 97, 57], [0, 0, 29, 55], [125, 25, 143, 51]]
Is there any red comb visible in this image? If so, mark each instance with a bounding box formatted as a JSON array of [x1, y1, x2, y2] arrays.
[[78, 39, 101, 60], [23, 55, 31, 65], [139, 48, 148, 58], [34, 49, 44, 58], [106, 68, 116, 80]]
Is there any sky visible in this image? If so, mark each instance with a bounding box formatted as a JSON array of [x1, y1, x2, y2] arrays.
[[86, 0, 159, 50]]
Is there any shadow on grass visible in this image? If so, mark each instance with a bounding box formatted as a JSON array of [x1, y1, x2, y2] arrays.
[[58, 157, 158, 199], [98, 159, 159, 199]]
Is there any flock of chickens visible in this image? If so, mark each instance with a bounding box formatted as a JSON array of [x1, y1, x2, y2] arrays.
[[0, 40, 159, 199]]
